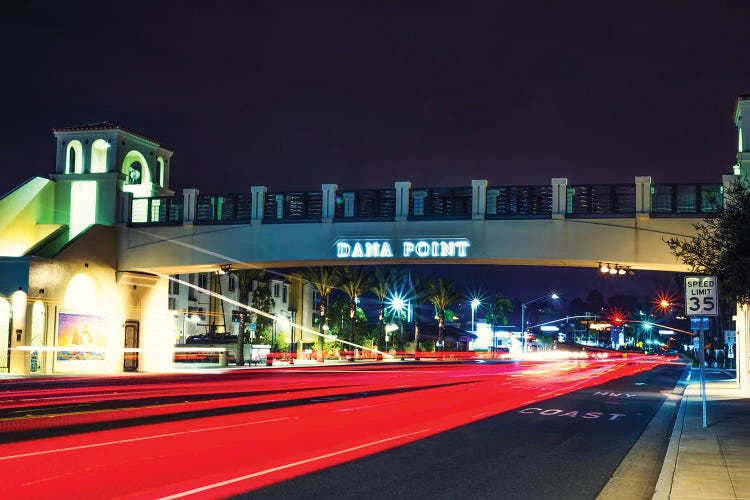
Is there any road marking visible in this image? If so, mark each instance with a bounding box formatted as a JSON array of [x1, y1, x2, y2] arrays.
[[0, 417, 291, 461], [157, 428, 433, 499], [518, 407, 627, 420]]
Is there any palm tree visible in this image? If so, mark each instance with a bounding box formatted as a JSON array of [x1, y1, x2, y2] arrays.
[[301, 266, 340, 362], [370, 268, 396, 353], [234, 268, 266, 365], [406, 271, 431, 355], [340, 266, 373, 361], [484, 293, 514, 351], [427, 278, 462, 351]]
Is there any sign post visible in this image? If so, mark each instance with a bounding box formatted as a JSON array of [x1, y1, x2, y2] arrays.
[[685, 275, 718, 428]]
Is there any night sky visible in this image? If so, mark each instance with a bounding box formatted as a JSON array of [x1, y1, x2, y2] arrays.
[[2, 2, 749, 307]]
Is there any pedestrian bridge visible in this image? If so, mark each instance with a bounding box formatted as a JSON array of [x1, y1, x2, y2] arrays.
[[119, 176, 732, 274]]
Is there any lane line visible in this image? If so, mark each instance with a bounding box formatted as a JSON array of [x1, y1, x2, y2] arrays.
[[0, 417, 291, 461], [158, 428, 433, 499]]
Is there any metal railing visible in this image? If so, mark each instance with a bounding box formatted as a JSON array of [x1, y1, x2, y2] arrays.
[[486, 185, 552, 217], [334, 189, 397, 219], [566, 184, 636, 215], [409, 187, 472, 218], [130, 195, 183, 224], [127, 183, 724, 225], [651, 183, 722, 214], [264, 191, 323, 221], [195, 194, 253, 223]]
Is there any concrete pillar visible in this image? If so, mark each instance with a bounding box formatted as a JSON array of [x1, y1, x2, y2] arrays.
[[322, 184, 337, 222], [251, 186, 266, 225], [395, 181, 411, 221], [635, 176, 652, 218], [551, 178, 568, 220], [9, 288, 27, 374], [472, 179, 488, 220], [736, 304, 749, 393], [116, 191, 133, 224], [182, 188, 199, 224]]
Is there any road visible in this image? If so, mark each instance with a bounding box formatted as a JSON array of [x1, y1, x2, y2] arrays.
[[0, 357, 685, 499]]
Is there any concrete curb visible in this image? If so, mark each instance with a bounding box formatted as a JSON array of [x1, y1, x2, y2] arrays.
[[652, 387, 688, 499]]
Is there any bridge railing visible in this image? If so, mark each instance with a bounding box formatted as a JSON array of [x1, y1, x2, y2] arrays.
[[130, 195, 184, 224], [566, 184, 636, 216], [264, 191, 323, 221], [126, 181, 726, 225], [195, 194, 253, 223], [651, 183, 722, 215], [486, 185, 552, 217], [409, 187, 472, 218], [334, 189, 397, 219]]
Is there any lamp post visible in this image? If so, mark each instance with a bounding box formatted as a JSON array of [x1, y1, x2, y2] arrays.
[[470, 297, 481, 335], [521, 293, 559, 353]]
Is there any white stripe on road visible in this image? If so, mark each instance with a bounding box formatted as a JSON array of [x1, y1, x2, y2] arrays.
[[0, 417, 291, 461], [158, 428, 433, 499]]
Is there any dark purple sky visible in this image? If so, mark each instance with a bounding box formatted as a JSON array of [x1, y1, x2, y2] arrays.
[[2, 2, 748, 306], [2, 1, 749, 197]]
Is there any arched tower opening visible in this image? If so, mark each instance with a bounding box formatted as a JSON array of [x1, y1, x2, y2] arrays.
[[66, 140, 83, 174], [91, 139, 109, 173]]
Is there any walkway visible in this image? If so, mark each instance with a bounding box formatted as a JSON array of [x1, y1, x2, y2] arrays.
[[654, 370, 750, 499]]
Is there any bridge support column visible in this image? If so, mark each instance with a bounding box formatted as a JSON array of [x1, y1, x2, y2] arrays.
[[251, 186, 266, 225], [182, 188, 199, 224], [395, 181, 411, 221], [322, 184, 337, 222], [635, 176, 652, 218], [472, 179, 488, 220], [551, 178, 568, 220]]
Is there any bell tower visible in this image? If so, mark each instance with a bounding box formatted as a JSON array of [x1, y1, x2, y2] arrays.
[[51, 122, 174, 237]]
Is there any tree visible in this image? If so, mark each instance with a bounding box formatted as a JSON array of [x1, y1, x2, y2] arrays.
[[427, 278, 463, 351], [485, 293, 514, 348], [666, 177, 750, 305], [234, 269, 265, 365], [301, 266, 340, 362], [339, 266, 374, 361]]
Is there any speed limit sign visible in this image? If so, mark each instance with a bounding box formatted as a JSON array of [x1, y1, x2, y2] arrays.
[[685, 276, 718, 316]]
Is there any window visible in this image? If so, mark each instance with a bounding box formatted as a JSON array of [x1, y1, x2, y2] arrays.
[[228, 274, 236, 292], [168, 297, 176, 311], [282, 284, 288, 304], [170, 278, 180, 295], [198, 273, 208, 289], [273, 283, 280, 298], [188, 306, 205, 321]]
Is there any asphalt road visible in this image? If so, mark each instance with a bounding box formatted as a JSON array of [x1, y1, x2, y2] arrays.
[[0, 358, 685, 498], [241, 363, 687, 500]]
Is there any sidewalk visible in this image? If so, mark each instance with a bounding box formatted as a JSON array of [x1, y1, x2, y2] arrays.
[[654, 370, 750, 499]]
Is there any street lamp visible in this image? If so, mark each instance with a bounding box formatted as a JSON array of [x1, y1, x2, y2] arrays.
[[521, 293, 559, 353], [470, 298, 481, 334], [388, 293, 407, 360]]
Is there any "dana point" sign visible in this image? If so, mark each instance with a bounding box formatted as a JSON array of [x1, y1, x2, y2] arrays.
[[335, 238, 470, 259]]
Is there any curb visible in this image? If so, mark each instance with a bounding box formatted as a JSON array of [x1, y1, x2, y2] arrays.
[[652, 372, 690, 499]]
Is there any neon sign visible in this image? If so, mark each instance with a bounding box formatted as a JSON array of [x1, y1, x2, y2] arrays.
[[335, 238, 470, 259]]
